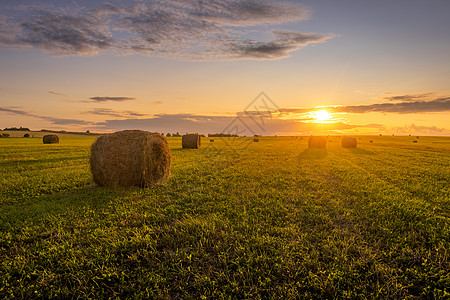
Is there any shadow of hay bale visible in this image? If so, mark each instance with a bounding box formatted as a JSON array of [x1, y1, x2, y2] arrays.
[[342, 148, 374, 155], [298, 148, 327, 160], [342, 137, 357, 148], [308, 136, 326, 149]]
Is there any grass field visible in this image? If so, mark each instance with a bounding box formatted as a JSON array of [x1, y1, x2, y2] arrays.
[[0, 135, 449, 298]]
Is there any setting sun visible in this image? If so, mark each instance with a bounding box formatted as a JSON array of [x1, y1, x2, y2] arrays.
[[313, 110, 332, 123]]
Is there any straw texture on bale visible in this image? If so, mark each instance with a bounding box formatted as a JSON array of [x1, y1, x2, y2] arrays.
[[43, 134, 59, 144], [90, 130, 171, 188], [308, 136, 326, 149], [342, 137, 357, 148], [182, 134, 201, 149]]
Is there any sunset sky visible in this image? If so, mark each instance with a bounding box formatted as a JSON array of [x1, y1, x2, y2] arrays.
[[1, 0, 450, 136]]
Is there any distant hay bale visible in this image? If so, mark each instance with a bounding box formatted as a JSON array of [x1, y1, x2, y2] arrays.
[[413, 140, 418, 143], [342, 137, 357, 148], [210, 139, 214, 142], [254, 138, 259, 142], [308, 136, 326, 149], [23, 133, 30, 138], [90, 130, 171, 188], [370, 140, 373, 143], [43, 134, 59, 144], [182, 134, 201, 149]]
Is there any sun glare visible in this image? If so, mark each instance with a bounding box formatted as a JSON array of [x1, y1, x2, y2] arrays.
[[313, 110, 332, 123]]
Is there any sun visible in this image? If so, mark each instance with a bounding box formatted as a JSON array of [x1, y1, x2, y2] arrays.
[[313, 110, 332, 123]]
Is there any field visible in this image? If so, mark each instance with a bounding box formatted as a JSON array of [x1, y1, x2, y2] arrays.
[[0, 135, 449, 298]]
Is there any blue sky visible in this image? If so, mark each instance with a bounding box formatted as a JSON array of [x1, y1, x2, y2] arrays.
[[1, 0, 450, 135]]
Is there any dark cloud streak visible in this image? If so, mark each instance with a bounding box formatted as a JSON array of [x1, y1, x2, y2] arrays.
[[0, 106, 89, 125], [89, 96, 136, 102], [84, 108, 147, 118]]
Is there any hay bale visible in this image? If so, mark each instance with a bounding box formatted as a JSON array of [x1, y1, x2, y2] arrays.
[[342, 137, 357, 148], [210, 139, 214, 142], [182, 134, 200, 149], [308, 136, 326, 149], [90, 130, 171, 188], [43, 134, 59, 144], [254, 138, 259, 142], [370, 140, 373, 143], [413, 140, 418, 143]]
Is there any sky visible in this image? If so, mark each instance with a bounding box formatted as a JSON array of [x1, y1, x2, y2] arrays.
[[1, 0, 450, 136]]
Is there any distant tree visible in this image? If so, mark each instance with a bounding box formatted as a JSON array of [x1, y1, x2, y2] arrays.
[[166, 133, 171, 137], [86, 130, 90, 134], [4, 127, 30, 131], [24, 133, 30, 137]]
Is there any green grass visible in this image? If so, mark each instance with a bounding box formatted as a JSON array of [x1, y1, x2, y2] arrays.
[[0, 136, 449, 299]]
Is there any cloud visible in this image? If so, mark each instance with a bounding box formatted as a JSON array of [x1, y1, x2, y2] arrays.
[[281, 93, 450, 115], [84, 108, 147, 118], [333, 96, 450, 114], [153, 101, 164, 105], [48, 90, 68, 97], [383, 92, 436, 102], [0, 106, 89, 125], [20, 13, 113, 56], [391, 124, 450, 136], [0, 1, 334, 60], [225, 31, 335, 60], [89, 96, 136, 102]]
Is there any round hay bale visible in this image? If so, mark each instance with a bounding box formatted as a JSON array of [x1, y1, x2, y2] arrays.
[[413, 140, 418, 143], [210, 139, 214, 142], [43, 134, 59, 144], [342, 137, 357, 148], [182, 134, 200, 149], [90, 130, 171, 188], [370, 140, 373, 143], [308, 136, 326, 149], [254, 138, 259, 142]]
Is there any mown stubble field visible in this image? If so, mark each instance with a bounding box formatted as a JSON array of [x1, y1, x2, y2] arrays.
[[0, 135, 449, 298]]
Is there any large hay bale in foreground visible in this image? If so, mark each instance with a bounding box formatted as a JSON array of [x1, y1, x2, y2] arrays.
[[182, 134, 200, 149], [43, 134, 59, 144], [342, 137, 357, 148], [308, 136, 326, 149], [90, 130, 171, 188]]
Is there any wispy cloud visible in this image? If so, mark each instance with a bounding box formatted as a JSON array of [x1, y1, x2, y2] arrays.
[[48, 90, 68, 97], [334, 96, 450, 114], [89, 96, 136, 102], [0, 106, 89, 125], [282, 93, 450, 115], [153, 100, 164, 105], [383, 92, 436, 102], [391, 124, 450, 135], [84, 108, 147, 118], [0, 1, 334, 60]]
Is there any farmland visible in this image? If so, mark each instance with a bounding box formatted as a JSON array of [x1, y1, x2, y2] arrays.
[[0, 135, 449, 298]]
